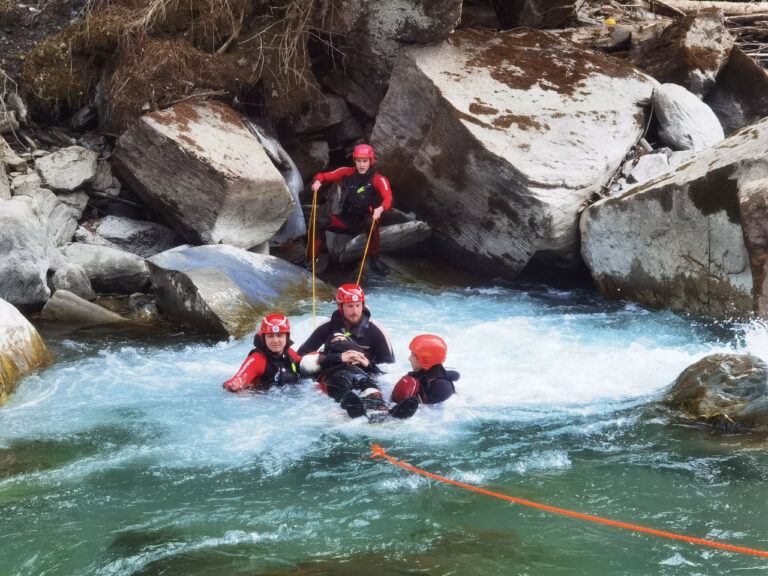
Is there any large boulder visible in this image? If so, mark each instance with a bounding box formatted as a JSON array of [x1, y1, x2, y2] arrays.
[[704, 46, 768, 136], [147, 244, 329, 338], [113, 101, 296, 249], [631, 9, 733, 97], [0, 298, 53, 400], [665, 354, 768, 431], [0, 197, 54, 305], [60, 242, 149, 294], [581, 116, 768, 319], [314, 0, 463, 110], [371, 28, 654, 276], [495, 0, 578, 29]]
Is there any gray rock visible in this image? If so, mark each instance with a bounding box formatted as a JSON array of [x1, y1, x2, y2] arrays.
[[290, 93, 350, 134], [0, 198, 54, 305], [665, 353, 768, 431], [77, 215, 183, 258], [705, 46, 768, 136], [0, 161, 9, 200], [654, 83, 724, 151], [631, 10, 733, 97], [0, 298, 52, 398], [40, 289, 131, 325], [627, 153, 669, 184], [50, 263, 96, 301], [113, 101, 295, 249], [286, 140, 330, 183], [335, 220, 432, 263], [35, 146, 98, 192], [61, 242, 149, 294], [147, 244, 327, 338], [581, 116, 768, 319], [372, 28, 654, 276]]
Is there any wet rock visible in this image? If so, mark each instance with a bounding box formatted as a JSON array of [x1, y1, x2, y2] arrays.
[[49, 263, 96, 301], [0, 197, 54, 305], [147, 244, 327, 338], [41, 289, 131, 326], [75, 215, 183, 258], [495, 0, 578, 29], [0, 160, 9, 200], [113, 101, 295, 250], [653, 82, 724, 151], [0, 136, 26, 170], [704, 47, 768, 136], [34, 145, 98, 192], [60, 242, 149, 294], [627, 152, 669, 184], [0, 298, 53, 400], [665, 353, 768, 431], [289, 93, 349, 134], [581, 116, 768, 319], [335, 220, 432, 264], [286, 140, 329, 184], [631, 9, 733, 97], [372, 28, 654, 276]]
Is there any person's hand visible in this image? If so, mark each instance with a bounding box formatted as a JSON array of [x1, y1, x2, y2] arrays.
[[224, 375, 247, 392], [372, 206, 384, 221], [311, 180, 322, 193], [341, 350, 369, 368]]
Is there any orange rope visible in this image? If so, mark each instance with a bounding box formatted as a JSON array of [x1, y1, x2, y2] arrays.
[[369, 445, 768, 558]]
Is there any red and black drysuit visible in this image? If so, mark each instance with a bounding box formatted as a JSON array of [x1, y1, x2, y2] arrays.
[[223, 336, 302, 391], [308, 167, 393, 258], [408, 365, 459, 404]]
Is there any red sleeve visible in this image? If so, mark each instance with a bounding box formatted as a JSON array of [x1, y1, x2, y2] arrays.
[[288, 348, 302, 363], [313, 166, 356, 184], [373, 174, 392, 210], [224, 352, 267, 390]]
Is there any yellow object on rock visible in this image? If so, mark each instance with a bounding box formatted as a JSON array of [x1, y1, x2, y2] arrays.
[[605, 18, 616, 25]]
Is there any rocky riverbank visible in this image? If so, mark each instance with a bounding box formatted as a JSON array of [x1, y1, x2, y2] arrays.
[[3, 0, 768, 425]]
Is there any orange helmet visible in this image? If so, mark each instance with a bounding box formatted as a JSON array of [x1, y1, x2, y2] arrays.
[[259, 313, 291, 335], [352, 143, 374, 165], [409, 334, 447, 370], [336, 284, 365, 304]]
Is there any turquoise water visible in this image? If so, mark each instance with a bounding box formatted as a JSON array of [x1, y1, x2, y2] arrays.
[[2, 283, 768, 575]]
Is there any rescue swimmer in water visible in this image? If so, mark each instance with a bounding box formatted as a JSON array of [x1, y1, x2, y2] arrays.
[[223, 314, 302, 392]]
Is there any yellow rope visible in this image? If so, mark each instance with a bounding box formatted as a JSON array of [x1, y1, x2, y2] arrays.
[[309, 188, 318, 328], [356, 218, 376, 286]]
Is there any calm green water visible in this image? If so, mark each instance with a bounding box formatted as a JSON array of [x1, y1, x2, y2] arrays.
[[2, 284, 768, 575]]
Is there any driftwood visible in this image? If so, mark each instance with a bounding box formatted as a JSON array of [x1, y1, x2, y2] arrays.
[[659, 0, 768, 16]]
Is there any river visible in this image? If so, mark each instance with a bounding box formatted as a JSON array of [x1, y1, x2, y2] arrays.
[[2, 281, 768, 575]]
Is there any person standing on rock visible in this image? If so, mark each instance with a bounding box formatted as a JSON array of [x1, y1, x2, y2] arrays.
[[306, 143, 392, 276], [223, 313, 302, 392]]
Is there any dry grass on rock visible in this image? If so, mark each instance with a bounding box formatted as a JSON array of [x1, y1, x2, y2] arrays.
[[22, 0, 321, 128]]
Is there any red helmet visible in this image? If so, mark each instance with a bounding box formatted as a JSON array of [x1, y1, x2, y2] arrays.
[[409, 334, 447, 370], [392, 375, 420, 403], [352, 143, 375, 165], [259, 313, 290, 335], [336, 284, 365, 304]]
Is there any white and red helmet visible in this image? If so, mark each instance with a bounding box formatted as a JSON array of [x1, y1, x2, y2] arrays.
[[336, 284, 365, 305], [259, 313, 291, 335]]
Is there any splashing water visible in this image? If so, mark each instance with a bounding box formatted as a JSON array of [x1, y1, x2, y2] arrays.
[[2, 284, 768, 575]]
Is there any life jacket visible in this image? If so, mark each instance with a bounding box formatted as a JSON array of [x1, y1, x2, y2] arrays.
[[341, 169, 378, 217], [412, 365, 459, 404], [249, 337, 301, 386]]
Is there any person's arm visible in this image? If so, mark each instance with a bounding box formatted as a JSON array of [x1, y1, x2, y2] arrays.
[[223, 352, 267, 392], [297, 324, 331, 356], [312, 167, 356, 186], [368, 320, 395, 364], [372, 174, 393, 220]]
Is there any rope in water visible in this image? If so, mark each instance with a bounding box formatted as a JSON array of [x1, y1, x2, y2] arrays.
[[368, 444, 768, 558]]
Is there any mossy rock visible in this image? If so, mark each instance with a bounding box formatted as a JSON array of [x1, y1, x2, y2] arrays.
[[665, 353, 768, 431]]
